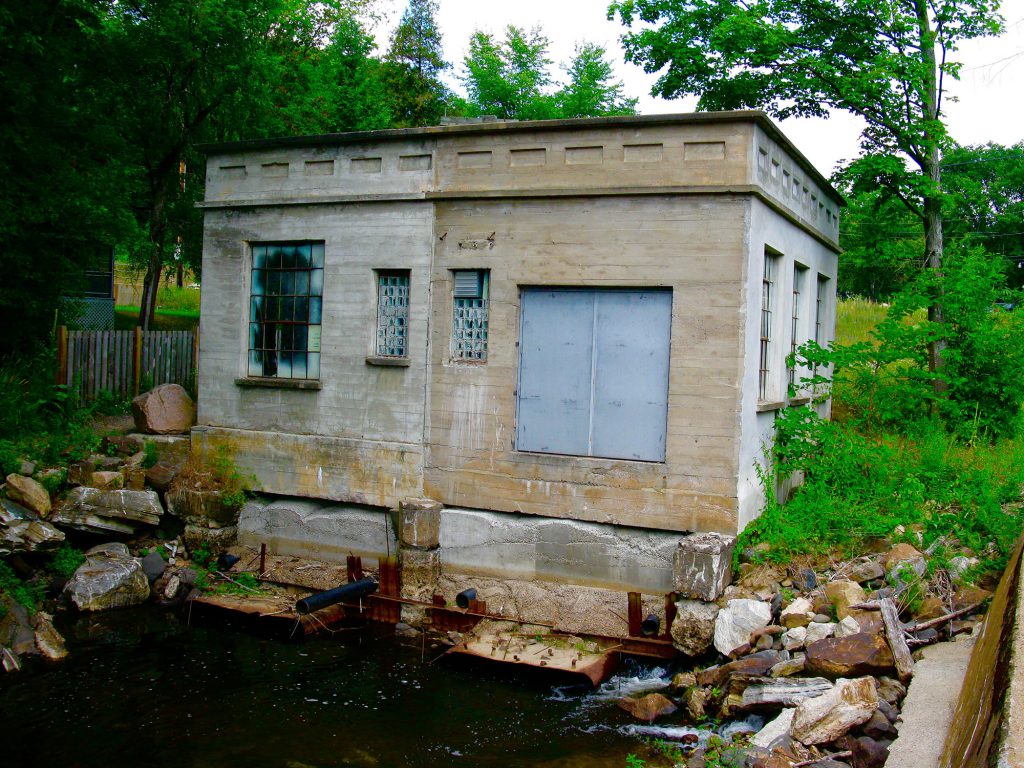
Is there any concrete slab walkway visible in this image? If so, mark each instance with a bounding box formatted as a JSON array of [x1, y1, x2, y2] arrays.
[[886, 633, 976, 768]]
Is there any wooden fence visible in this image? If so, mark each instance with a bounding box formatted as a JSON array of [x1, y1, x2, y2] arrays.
[[56, 326, 198, 401]]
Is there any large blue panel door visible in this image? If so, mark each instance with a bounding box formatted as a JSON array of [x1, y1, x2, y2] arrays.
[[516, 288, 671, 462]]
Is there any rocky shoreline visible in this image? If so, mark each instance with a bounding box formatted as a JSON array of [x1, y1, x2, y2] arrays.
[[0, 385, 996, 767]]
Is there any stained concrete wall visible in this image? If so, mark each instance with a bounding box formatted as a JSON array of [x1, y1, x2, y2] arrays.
[[237, 496, 680, 593]]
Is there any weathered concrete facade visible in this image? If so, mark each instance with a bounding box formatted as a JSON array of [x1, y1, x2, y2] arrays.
[[197, 112, 840, 594]]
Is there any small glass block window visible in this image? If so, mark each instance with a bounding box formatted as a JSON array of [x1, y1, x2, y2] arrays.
[[375, 271, 410, 357], [248, 242, 324, 380], [452, 270, 489, 361]]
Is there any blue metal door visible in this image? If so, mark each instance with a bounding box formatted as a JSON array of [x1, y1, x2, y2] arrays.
[[516, 288, 671, 462]]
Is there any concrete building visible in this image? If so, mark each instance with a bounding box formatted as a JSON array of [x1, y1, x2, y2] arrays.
[[194, 112, 840, 623]]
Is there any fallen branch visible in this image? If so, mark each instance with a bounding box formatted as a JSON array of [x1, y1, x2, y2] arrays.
[[880, 597, 914, 683], [214, 570, 258, 592], [907, 602, 982, 633], [793, 751, 853, 767], [849, 601, 881, 611]]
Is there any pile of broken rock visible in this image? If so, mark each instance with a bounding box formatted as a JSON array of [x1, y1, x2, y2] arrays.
[[620, 543, 990, 767]]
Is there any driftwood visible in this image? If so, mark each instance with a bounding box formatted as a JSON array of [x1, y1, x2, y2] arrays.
[[739, 677, 833, 709], [880, 597, 914, 683], [908, 602, 983, 633], [793, 751, 853, 767], [849, 600, 881, 610]]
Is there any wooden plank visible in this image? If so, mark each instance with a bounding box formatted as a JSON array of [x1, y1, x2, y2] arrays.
[[133, 326, 142, 395], [880, 597, 914, 683]]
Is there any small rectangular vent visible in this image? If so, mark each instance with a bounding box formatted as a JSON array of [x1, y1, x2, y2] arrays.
[[453, 270, 483, 298]]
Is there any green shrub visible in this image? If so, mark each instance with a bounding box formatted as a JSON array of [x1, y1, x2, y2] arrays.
[[48, 544, 86, 578], [142, 440, 159, 469], [0, 560, 45, 613]]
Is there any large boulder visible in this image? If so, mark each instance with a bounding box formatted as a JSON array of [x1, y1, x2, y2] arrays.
[[131, 384, 195, 435], [698, 650, 783, 689], [671, 599, 720, 656], [51, 487, 163, 535], [617, 693, 678, 722], [714, 598, 772, 656], [791, 676, 879, 745], [64, 543, 150, 611], [805, 632, 895, 678], [4, 474, 51, 517]]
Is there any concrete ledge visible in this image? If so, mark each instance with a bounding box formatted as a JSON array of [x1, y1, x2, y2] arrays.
[[439, 507, 683, 593], [238, 497, 397, 566]]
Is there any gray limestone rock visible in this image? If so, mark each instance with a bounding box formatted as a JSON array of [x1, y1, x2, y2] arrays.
[[52, 487, 163, 535], [673, 532, 735, 601], [713, 598, 772, 656], [64, 545, 150, 611], [670, 599, 720, 656]]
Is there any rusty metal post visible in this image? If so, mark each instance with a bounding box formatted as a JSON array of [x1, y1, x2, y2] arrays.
[[627, 592, 643, 637], [347, 555, 363, 583], [259, 543, 266, 575], [664, 593, 678, 640], [56, 326, 68, 386]]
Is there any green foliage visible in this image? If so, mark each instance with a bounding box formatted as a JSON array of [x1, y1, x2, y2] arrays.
[[142, 440, 160, 470], [624, 755, 646, 768], [209, 445, 259, 512], [38, 470, 66, 497], [191, 545, 214, 569], [459, 26, 637, 121], [0, 560, 46, 613], [383, 0, 451, 127], [48, 544, 86, 579]]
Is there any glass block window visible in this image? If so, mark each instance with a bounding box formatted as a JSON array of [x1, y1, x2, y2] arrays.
[[452, 270, 489, 361], [375, 271, 410, 357], [248, 242, 324, 380]]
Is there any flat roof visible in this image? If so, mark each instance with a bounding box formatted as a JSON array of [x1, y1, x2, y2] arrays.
[[199, 111, 844, 206]]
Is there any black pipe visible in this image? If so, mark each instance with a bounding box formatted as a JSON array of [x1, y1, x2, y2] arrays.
[[640, 614, 660, 637], [295, 577, 378, 615], [455, 588, 477, 609]]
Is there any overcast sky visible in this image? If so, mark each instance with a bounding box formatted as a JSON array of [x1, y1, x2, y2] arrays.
[[375, 0, 1024, 177]]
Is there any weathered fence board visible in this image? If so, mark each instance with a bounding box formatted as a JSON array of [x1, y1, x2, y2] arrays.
[[58, 326, 197, 401]]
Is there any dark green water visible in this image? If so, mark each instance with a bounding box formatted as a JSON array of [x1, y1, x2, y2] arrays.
[[0, 608, 684, 768]]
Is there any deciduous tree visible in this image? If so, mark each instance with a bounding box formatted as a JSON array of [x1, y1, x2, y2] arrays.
[[610, 0, 1003, 367]]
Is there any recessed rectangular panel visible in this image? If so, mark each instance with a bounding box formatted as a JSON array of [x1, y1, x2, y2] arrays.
[[565, 146, 603, 165], [623, 143, 663, 163], [351, 157, 382, 174], [304, 160, 334, 176], [510, 148, 547, 167], [219, 164, 246, 179], [590, 290, 672, 461], [399, 154, 432, 171], [457, 151, 492, 169], [261, 162, 289, 178], [516, 289, 595, 456], [683, 141, 726, 160]]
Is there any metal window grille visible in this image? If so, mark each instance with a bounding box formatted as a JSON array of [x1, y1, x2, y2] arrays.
[[760, 256, 774, 400], [375, 272, 410, 357], [452, 270, 488, 361], [248, 242, 324, 380], [789, 266, 805, 388], [814, 275, 829, 377]]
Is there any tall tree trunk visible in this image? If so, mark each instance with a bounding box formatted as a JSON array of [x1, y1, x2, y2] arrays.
[[138, 174, 171, 330], [916, 0, 944, 375]]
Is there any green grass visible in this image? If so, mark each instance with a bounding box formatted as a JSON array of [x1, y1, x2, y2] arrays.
[[115, 307, 198, 331], [835, 296, 926, 347]]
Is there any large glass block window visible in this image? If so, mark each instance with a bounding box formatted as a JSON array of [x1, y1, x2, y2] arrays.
[[452, 270, 489, 361], [375, 271, 410, 357], [249, 242, 324, 380]]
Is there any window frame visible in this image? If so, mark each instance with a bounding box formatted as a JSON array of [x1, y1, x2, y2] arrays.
[[373, 269, 411, 360], [245, 240, 324, 382]]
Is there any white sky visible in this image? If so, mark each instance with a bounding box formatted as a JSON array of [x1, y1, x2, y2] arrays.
[[374, 0, 1024, 178]]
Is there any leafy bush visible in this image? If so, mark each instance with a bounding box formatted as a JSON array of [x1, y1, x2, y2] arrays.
[[0, 560, 45, 613]]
